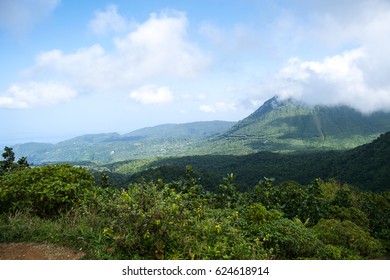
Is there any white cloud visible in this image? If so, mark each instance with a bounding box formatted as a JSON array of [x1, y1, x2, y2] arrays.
[[0, 0, 60, 33], [114, 11, 209, 79], [129, 85, 173, 105], [200, 101, 237, 113], [89, 5, 130, 35], [0, 82, 77, 108], [251, 0, 390, 114], [269, 49, 390, 113], [33, 44, 117, 91], [199, 104, 216, 113], [27, 10, 209, 93]]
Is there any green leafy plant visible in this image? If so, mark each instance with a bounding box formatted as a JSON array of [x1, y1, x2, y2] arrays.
[[0, 164, 95, 217]]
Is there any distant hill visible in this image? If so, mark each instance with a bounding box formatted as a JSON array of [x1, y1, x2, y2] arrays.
[[205, 96, 390, 153], [12, 121, 236, 164], [124, 121, 236, 140], [11, 96, 390, 164]]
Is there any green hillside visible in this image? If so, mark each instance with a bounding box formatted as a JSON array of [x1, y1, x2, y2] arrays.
[[12, 121, 235, 164], [206, 97, 390, 153], [125, 121, 235, 140], [11, 97, 390, 164], [121, 132, 390, 192]]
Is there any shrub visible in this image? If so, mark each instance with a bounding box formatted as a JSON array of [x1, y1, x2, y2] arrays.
[[255, 218, 323, 259], [312, 219, 384, 259], [0, 164, 95, 217]]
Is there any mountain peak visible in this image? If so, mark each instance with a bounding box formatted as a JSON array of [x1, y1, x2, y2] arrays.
[[244, 96, 304, 122], [220, 96, 390, 151]]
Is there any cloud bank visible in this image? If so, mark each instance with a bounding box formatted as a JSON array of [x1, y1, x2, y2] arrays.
[[272, 49, 390, 113], [255, 0, 390, 113]]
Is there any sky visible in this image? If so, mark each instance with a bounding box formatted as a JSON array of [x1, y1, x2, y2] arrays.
[[1, 0, 390, 145]]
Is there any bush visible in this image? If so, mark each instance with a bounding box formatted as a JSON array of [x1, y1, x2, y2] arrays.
[[100, 181, 269, 259], [312, 219, 384, 259], [101, 182, 194, 259], [246, 203, 283, 223], [0, 164, 95, 217], [254, 218, 323, 259]]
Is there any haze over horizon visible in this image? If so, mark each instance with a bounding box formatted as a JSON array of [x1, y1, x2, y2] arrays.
[[1, 0, 390, 146]]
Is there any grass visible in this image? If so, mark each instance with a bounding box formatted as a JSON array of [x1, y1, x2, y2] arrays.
[[0, 209, 115, 259]]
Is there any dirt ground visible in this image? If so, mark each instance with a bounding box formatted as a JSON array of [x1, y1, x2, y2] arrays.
[[0, 243, 85, 260]]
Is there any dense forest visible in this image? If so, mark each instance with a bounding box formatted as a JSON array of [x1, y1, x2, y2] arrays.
[[1, 143, 389, 260], [104, 131, 390, 193]]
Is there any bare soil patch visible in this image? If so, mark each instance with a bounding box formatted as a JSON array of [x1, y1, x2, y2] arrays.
[[0, 243, 85, 260]]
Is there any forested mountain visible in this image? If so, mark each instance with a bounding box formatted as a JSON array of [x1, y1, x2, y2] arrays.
[[124, 121, 235, 140], [122, 132, 390, 192], [205, 96, 390, 154], [11, 96, 390, 164], [12, 121, 235, 164]]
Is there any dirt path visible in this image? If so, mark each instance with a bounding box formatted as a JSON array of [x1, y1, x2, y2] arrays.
[[0, 243, 85, 260]]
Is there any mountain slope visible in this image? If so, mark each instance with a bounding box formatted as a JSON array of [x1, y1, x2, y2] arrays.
[[12, 121, 236, 164], [11, 96, 390, 164], [208, 96, 390, 153], [332, 131, 390, 191], [125, 121, 236, 140], [126, 132, 390, 192]]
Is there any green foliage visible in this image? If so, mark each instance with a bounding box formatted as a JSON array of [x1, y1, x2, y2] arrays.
[[1, 146, 15, 172], [312, 219, 384, 259], [100, 182, 186, 259], [99, 180, 266, 259], [326, 206, 370, 230], [99, 172, 110, 188], [255, 218, 324, 259], [246, 203, 283, 224], [125, 132, 390, 192], [0, 164, 95, 217], [1, 146, 29, 175], [215, 173, 239, 208], [355, 191, 390, 254], [252, 179, 329, 226], [0, 158, 388, 260]]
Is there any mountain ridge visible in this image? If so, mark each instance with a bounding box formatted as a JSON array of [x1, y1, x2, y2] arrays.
[[11, 96, 390, 164], [12, 120, 236, 164], [213, 96, 390, 153]]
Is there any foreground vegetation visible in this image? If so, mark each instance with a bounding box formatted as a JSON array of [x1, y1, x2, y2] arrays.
[[1, 150, 388, 259]]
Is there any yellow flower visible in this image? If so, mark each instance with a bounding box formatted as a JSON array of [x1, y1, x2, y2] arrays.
[[215, 224, 222, 234], [143, 230, 151, 239]]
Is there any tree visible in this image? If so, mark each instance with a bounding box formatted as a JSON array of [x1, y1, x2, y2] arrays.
[[100, 172, 110, 188], [17, 157, 30, 168], [1, 146, 15, 172], [1, 147, 29, 176]]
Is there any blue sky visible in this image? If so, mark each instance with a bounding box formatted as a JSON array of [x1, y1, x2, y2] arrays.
[[1, 0, 390, 145]]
